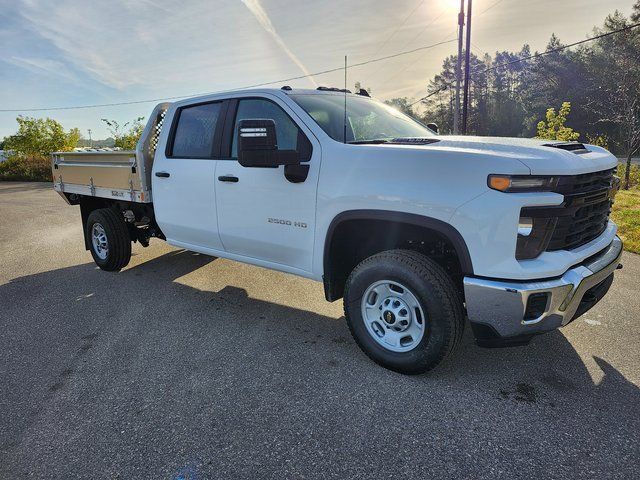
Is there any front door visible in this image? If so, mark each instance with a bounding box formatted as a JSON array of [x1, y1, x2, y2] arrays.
[[152, 100, 225, 250], [215, 96, 320, 272]]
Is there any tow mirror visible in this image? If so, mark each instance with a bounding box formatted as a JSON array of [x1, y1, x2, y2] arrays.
[[426, 122, 439, 134], [237, 119, 298, 168]]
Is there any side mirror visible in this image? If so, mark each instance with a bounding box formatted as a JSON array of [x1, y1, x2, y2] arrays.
[[426, 122, 439, 134], [237, 119, 298, 168]]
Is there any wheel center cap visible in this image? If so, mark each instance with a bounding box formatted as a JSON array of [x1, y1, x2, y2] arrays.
[[383, 310, 396, 324]]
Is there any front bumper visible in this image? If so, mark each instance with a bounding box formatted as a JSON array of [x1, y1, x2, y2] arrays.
[[463, 236, 623, 342]]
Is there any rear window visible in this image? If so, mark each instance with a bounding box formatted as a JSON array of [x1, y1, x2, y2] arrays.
[[170, 102, 222, 158]]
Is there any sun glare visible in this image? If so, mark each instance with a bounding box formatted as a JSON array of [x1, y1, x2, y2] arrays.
[[437, 0, 462, 13]]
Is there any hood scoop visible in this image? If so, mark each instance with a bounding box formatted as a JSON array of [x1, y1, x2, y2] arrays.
[[389, 137, 440, 145], [542, 141, 590, 154]]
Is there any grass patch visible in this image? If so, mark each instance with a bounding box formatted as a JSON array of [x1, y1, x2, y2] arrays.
[[617, 162, 639, 189], [612, 188, 640, 254], [0, 155, 52, 182]]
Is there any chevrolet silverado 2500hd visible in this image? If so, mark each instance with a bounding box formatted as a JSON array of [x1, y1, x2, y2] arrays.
[[51, 87, 623, 374]]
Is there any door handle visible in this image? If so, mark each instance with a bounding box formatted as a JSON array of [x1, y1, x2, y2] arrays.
[[218, 175, 239, 183], [155, 171, 170, 178]]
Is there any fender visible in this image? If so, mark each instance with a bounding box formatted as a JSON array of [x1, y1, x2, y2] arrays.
[[322, 210, 474, 301]]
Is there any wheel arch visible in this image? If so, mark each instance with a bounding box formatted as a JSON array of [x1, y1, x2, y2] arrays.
[[322, 210, 474, 302]]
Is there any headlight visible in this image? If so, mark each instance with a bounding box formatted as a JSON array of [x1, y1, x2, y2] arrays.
[[488, 175, 559, 192]]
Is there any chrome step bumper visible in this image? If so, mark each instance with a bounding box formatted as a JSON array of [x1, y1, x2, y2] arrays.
[[463, 236, 623, 339]]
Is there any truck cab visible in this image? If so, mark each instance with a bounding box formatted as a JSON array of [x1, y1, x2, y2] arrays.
[[52, 87, 623, 374]]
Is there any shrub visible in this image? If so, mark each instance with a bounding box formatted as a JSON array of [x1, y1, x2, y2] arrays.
[[536, 102, 580, 142], [3, 116, 80, 157], [0, 155, 52, 182], [101, 117, 145, 150]]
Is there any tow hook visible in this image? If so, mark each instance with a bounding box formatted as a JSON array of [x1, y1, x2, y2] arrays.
[[617, 263, 623, 270]]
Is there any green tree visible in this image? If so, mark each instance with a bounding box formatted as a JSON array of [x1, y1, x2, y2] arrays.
[[585, 10, 640, 189], [422, 55, 458, 134], [535, 102, 580, 141], [632, 1, 640, 22], [417, 6, 639, 146], [101, 117, 145, 150], [3, 116, 80, 156], [586, 133, 610, 149]]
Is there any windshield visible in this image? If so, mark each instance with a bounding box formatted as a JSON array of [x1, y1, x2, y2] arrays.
[[289, 94, 435, 143]]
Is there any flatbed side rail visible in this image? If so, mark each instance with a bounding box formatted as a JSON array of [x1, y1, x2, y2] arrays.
[[52, 150, 149, 203]]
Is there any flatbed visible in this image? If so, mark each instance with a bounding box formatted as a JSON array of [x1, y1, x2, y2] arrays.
[[51, 103, 169, 204]]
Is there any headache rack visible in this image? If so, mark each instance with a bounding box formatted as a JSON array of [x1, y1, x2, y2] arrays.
[[51, 102, 170, 204]]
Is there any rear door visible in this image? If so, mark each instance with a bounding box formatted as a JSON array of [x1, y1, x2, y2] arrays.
[[152, 100, 227, 250], [215, 95, 320, 272]]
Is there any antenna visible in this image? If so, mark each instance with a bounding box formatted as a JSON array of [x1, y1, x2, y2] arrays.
[[343, 55, 347, 144]]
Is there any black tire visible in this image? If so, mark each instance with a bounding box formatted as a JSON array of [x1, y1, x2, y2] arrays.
[[86, 208, 132, 271], [344, 249, 464, 374]]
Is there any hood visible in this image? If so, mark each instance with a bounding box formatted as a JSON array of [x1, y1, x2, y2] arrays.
[[429, 136, 618, 175]]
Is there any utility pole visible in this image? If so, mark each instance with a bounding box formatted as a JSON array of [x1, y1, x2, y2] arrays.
[[454, 0, 465, 135], [87, 129, 93, 148], [462, 0, 473, 134]]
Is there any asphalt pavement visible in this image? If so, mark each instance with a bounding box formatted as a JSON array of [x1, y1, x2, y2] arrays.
[[0, 182, 638, 479]]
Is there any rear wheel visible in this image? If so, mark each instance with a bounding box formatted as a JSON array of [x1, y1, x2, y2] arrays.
[[86, 208, 131, 271], [344, 249, 464, 374]]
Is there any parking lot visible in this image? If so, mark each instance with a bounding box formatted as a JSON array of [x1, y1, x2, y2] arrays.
[[1, 181, 639, 479]]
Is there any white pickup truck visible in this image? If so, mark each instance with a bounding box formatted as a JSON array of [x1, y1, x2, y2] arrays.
[[52, 86, 623, 374]]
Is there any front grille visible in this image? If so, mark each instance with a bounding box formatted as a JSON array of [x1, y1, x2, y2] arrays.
[[547, 169, 615, 251], [522, 168, 616, 252], [555, 168, 616, 195]]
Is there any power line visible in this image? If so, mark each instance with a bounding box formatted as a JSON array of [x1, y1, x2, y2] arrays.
[[8, 20, 636, 114], [372, 0, 426, 56], [409, 84, 450, 106], [376, 28, 458, 90], [479, 0, 504, 15], [399, 9, 449, 52], [475, 21, 640, 77], [378, 0, 503, 99], [410, 21, 640, 106], [369, 9, 451, 85], [0, 38, 458, 113]]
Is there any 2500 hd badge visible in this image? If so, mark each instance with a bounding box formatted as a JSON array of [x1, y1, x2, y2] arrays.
[[268, 218, 307, 228]]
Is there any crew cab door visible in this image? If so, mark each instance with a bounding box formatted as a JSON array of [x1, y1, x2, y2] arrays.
[[215, 96, 320, 272], [152, 100, 226, 250]]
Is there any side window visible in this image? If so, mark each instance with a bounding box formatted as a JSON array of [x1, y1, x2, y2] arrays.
[[231, 99, 302, 158], [171, 102, 222, 158]]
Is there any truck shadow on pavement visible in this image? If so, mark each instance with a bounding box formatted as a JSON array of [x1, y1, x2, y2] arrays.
[[1, 248, 639, 477]]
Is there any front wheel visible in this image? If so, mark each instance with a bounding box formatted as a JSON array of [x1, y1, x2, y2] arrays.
[[86, 208, 132, 271], [344, 250, 464, 374]]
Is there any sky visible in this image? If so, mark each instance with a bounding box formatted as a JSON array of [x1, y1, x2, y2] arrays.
[[0, 0, 635, 139]]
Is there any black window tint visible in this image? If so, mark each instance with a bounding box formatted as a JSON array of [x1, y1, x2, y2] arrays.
[[171, 102, 222, 158], [231, 99, 299, 158]]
